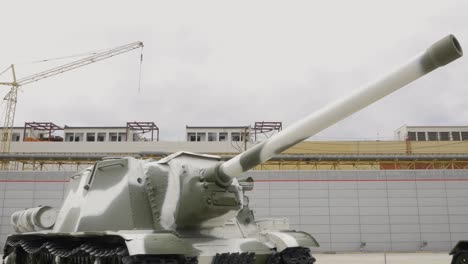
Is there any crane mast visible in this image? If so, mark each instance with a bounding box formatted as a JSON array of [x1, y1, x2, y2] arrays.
[[0, 41, 144, 165], [0, 65, 18, 157]]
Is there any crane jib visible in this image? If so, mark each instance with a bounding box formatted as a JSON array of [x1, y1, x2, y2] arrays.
[[0, 41, 144, 159]]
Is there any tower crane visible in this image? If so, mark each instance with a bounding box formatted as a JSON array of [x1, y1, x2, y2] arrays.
[[0, 41, 144, 156]]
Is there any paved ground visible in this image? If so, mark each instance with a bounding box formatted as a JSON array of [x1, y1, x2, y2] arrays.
[[313, 252, 451, 264]]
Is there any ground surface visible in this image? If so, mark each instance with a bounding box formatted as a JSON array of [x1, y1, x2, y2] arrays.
[[0, 253, 452, 263], [313, 252, 451, 264]]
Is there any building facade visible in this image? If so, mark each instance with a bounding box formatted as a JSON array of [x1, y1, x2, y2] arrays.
[[395, 125, 468, 142], [1, 124, 468, 253], [186, 126, 251, 143], [3, 121, 160, 143]]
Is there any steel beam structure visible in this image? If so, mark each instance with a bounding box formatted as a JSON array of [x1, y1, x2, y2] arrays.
[[2, 152, 468, 171]]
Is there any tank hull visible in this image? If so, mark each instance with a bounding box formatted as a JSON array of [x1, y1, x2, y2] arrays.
[[3, 230, 318, 264]]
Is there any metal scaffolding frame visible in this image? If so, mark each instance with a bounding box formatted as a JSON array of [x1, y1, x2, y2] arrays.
[[126, 121, 159, 141], [253, 121, 282, 141], [23, 122, 63, 141]]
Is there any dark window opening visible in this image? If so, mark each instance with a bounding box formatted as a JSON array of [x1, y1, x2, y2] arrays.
[[110, 133, 118, 142], [219, 133, 227, 141], [65, 133, 74, 142], [74, 133, 84, 142], [417, 132, 426, 141], [407, 132, 416, 141], [462, 132, 468, 141], [428, 132, 438, 141], [97, 133, 106, 142], [452, 132, 461, 141], [12, 133, 20, 142], [208, 132, 217, 141], [187, 133, 196, 142], [86, 133, 96, 142], [232, 132, 241, 141], [118, 133, 126, 142], [439, 132, 450, 141]]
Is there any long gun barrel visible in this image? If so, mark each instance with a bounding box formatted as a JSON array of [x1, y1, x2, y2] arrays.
[[204, 34, 463, 187]]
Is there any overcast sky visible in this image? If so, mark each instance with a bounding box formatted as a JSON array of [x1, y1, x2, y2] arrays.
[[0, 1, 467, 141]]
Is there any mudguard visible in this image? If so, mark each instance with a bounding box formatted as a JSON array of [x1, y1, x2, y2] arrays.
[[450, 240, 468, 255], [262, 231, 319, 252]]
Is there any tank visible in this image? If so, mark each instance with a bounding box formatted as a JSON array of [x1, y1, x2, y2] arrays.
[[450, 241, 468, 263], [2, 34, 462, 264]]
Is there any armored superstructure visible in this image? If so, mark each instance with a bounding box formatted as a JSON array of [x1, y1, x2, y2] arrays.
[[3, 35, 462, 264]]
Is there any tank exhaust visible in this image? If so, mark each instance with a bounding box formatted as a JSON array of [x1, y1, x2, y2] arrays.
[[204, 34, 463, 187]]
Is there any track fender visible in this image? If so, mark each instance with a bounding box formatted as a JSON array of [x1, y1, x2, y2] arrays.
[[262, 231, 319, 252], [450, 240, 468, 255], [119, 233, 195, 256]]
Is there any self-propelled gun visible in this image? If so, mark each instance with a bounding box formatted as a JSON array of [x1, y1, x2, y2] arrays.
[[3, 34, 463, 264]]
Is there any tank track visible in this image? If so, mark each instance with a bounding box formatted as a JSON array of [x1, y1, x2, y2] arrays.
[[212, 252, 256, 264], [4, 239, 198, 264], [4, 240, 313, 264], [5, 239, 128, 264], [267, 248, 315, 264]]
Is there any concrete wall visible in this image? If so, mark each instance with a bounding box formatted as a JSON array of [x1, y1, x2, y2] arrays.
[[1, 170, 467, 253], [244, 170, 468, 253], [0, 171, 69, 249], [9, 141, 251, 154]]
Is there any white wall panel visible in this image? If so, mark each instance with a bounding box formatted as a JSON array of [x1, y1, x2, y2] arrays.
[[1, 170, 468, 253]]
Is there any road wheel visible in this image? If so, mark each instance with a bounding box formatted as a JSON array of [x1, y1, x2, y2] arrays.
[[453, 252, 468, 264]]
